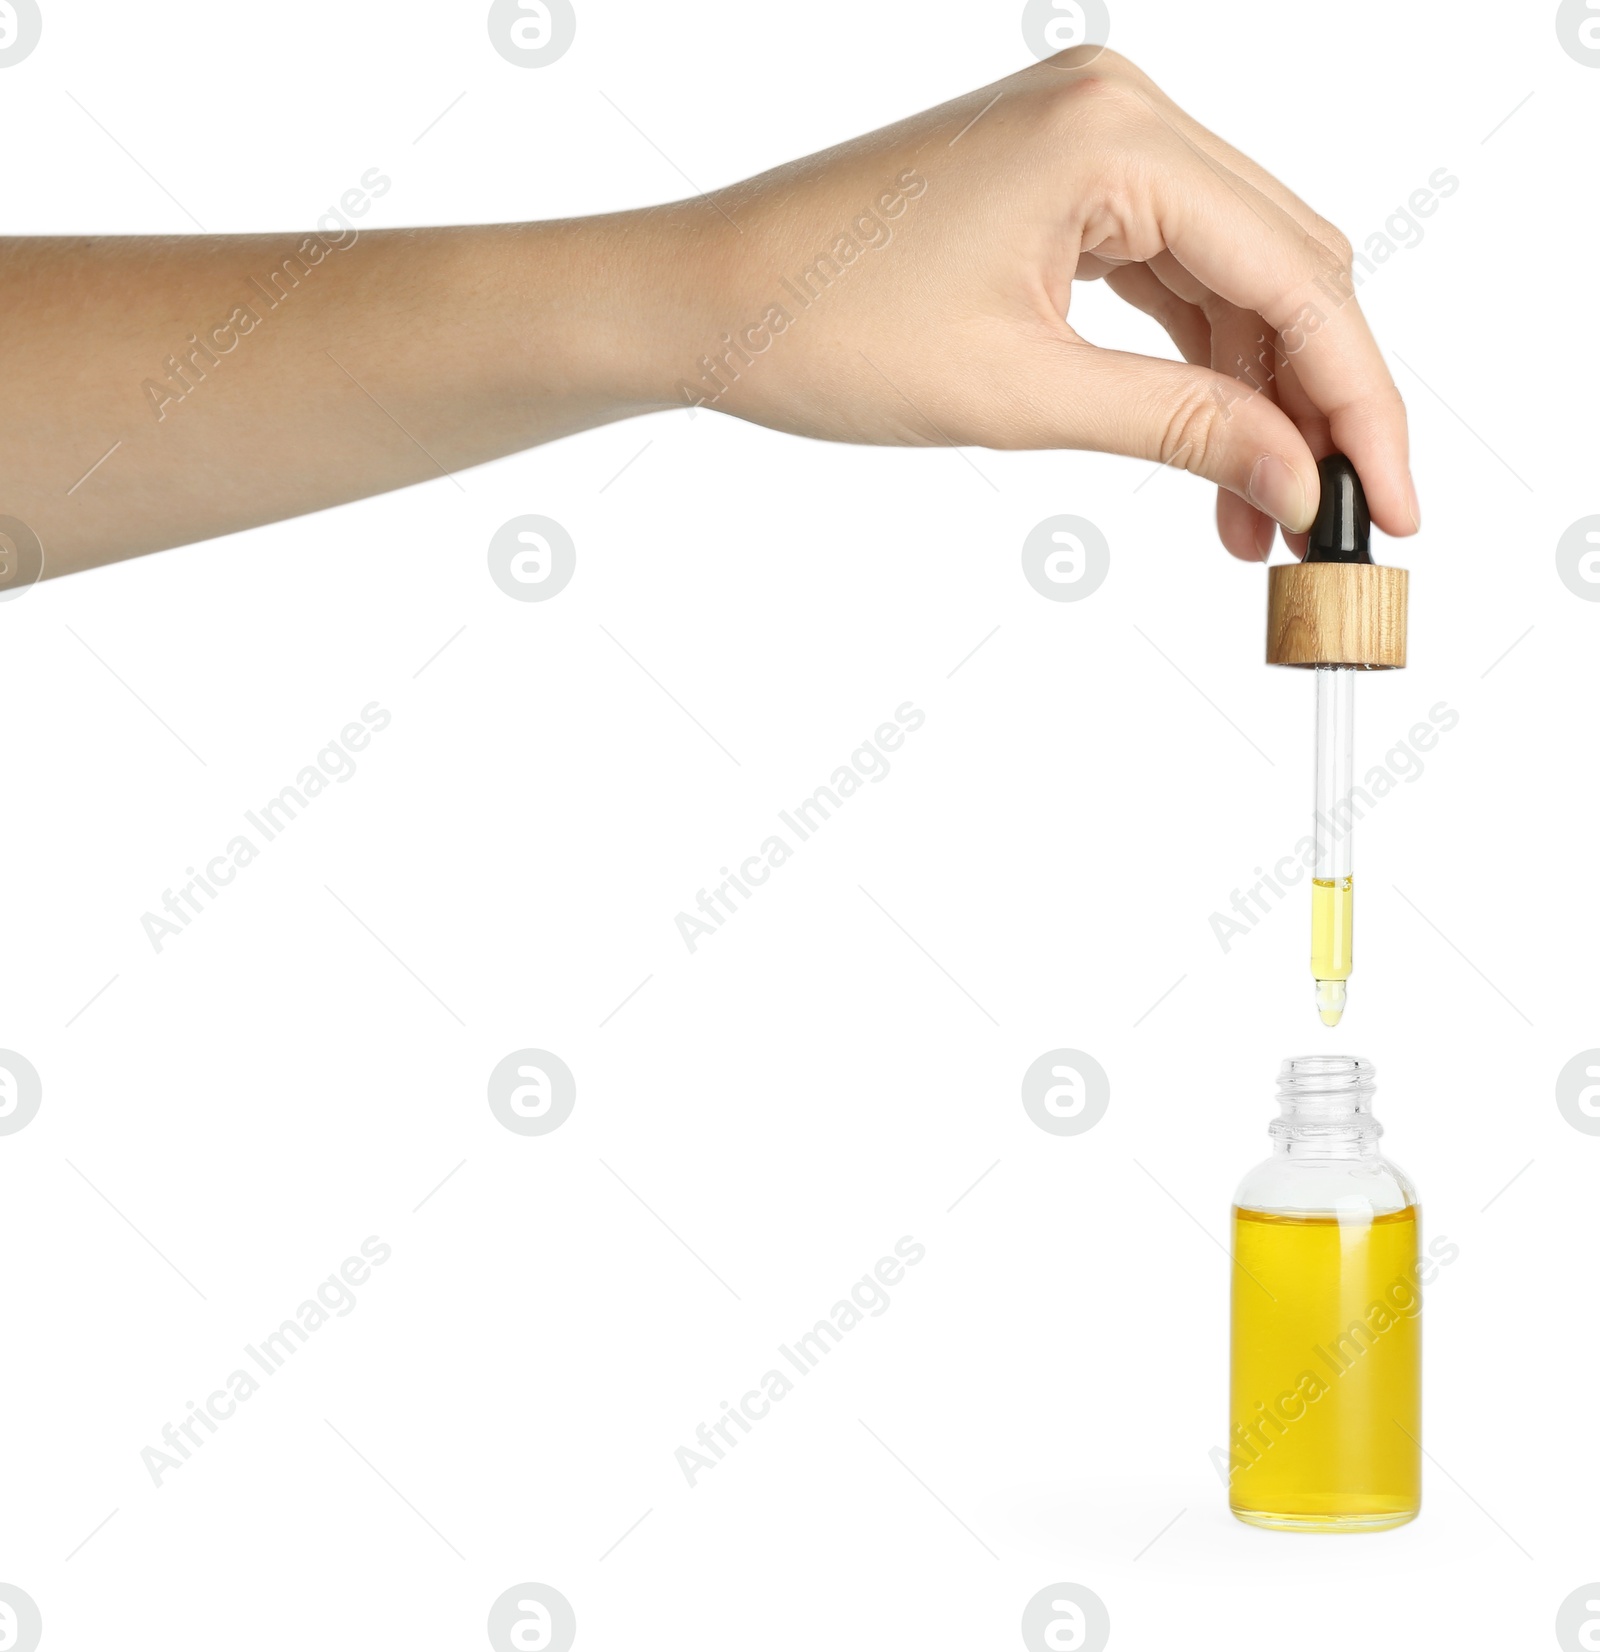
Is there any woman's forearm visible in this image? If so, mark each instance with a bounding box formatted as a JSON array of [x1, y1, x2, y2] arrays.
[[1, 207, 716, 581]]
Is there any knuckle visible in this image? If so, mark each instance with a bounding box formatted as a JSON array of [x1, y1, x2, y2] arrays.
[[1373, 378, 1408, 420], [1035, 62, 1144, 133], [1312, 219, 1355, 271], [1042, 43, 1131, 75], [1158, 386, 1225, 475]]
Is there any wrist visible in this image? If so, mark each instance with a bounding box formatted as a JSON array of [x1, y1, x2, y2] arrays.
[[510, 203, 739, 423]]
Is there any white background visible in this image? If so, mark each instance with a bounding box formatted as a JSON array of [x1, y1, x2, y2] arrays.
[[1, 1, 1595, 1647]]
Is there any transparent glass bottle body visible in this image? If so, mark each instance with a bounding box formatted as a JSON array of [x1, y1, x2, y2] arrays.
[[1227, 1056, 1421, 1532]]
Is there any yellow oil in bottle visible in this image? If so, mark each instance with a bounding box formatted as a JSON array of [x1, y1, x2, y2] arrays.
[[1228, 1204, 1420, 1531], [1311, 875, 1353, 1027]]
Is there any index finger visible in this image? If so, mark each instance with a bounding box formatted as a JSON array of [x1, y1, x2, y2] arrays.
[[1143, 119, 1418, 539]]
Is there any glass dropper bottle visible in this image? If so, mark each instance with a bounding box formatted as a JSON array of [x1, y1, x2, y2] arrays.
[[1227, 1054, 1424, 1532], [1265, 453, 1408, 1029]]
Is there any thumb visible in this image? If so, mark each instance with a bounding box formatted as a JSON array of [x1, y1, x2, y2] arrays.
[[1051, 346, 1320, 537]]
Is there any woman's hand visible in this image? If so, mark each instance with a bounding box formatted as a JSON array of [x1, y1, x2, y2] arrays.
[[684, 47, 1418, 560], [0, 48, 1415, 581]]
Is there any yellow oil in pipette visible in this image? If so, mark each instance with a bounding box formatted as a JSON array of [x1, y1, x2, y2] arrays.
[[1312, 876, 1352, 1027]]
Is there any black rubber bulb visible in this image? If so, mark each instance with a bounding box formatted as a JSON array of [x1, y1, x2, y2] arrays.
[[1305, 453, 1372, 565]]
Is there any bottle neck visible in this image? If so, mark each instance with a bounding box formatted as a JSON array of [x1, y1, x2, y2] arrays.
[[1270, 1055, 1382, 1161]]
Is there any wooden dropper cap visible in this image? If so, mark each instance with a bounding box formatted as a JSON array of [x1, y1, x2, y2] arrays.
[[1265, 455, 1408, 668]]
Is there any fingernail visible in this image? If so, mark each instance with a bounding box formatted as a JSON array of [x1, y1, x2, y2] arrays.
[[1247, 455, 1309, 532], [1406, 474, 1422, 532]]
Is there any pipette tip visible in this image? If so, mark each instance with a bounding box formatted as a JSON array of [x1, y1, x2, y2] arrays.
[[1315, 979, 1347, 1027]]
